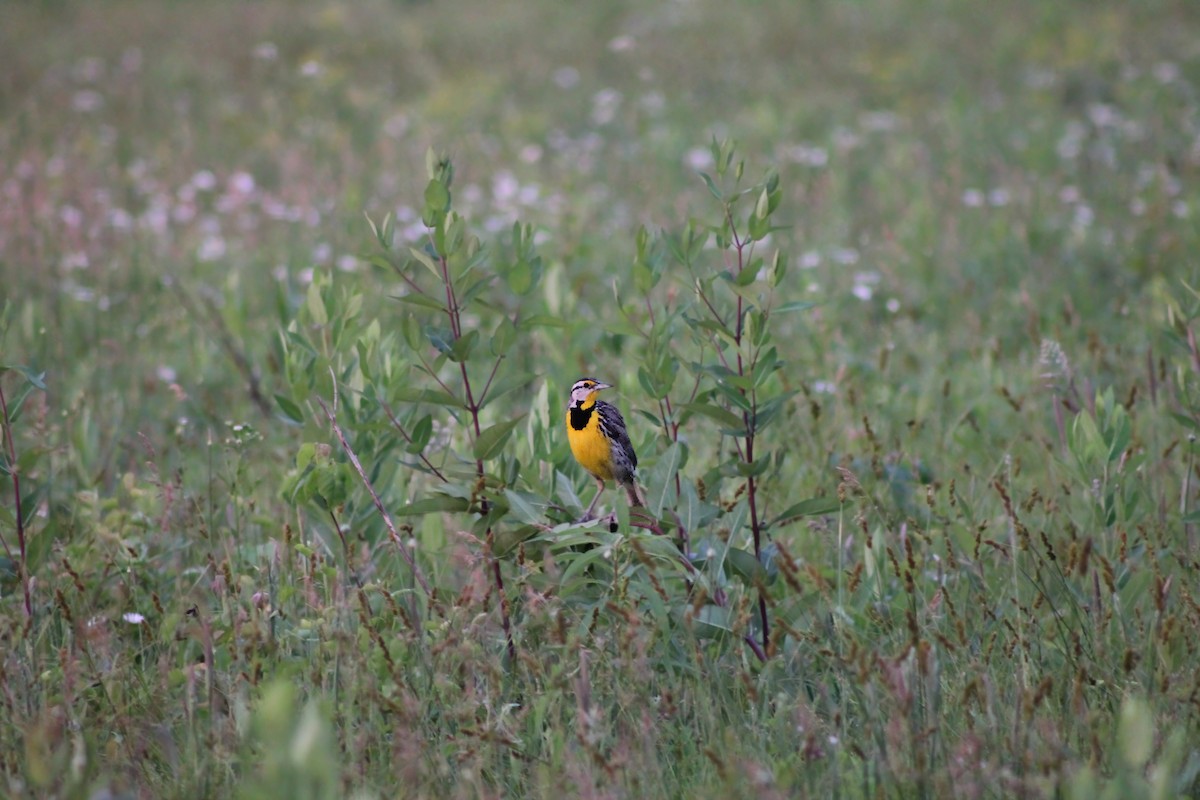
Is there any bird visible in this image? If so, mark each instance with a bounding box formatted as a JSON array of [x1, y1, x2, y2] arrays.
[[565, 377, 646, 520]]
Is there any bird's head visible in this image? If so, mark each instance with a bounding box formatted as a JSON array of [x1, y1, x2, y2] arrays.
[[569, 377, 611, 409]]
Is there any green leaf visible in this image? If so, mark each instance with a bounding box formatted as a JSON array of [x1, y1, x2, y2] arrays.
[[688, 604, 732, 639], [1105, 407, 1131, 463], [407, 415, 433, 454], [305, 282, 327, 326], [555, 470, 583, 511], [774, 300, 817, 314], [423, 179, 450, 224], [733, 259, 761, 286], [390, 386, 463, 408], [678, 402, 745, 435], [751, 346, 780, 389], [1170, 412, 1200, 433], [0, 364, 47, 390], [393, 292, 447, 312], [448, 329, 479, 363], [519, 315, 569, 330], [395, 496, 470, 516], [699, 172, 722, 201], [503, 489, 544, 525], [491, 317, 517, 356], [474, 415, 527, 461], [408, 246, 441, 279], [275, 394, 305, 425], [771, 496, 840, 526], [649, 442, 685, 515], [1118, 695, 1154, 768], [726, 546, 767, 585], [754, 187, 770, 221], [425, 328, 455, 357]]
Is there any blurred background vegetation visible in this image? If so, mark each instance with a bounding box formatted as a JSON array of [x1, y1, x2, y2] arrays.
[[2, 0, 1200, 797]]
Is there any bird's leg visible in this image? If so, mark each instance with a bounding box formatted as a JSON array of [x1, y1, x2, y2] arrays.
[[581, 477, 606, 521]]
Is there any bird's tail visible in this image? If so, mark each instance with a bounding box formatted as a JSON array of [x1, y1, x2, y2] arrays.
[[624, 480, 647, 508]]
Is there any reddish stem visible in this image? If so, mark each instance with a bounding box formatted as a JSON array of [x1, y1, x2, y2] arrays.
[[0, 382, 33, 620]]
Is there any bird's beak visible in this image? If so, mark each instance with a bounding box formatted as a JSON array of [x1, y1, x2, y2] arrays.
[[595, 382, 612, 392]]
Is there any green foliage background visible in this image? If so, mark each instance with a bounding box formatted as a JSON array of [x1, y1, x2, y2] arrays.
[[2, 0, 1200, 797]]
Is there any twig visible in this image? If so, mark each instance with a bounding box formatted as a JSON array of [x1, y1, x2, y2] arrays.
[[317, 397, 430, 606], [381, 401, 449, 483], [0, 382, 32, 620], [174, 284, 272, 417]]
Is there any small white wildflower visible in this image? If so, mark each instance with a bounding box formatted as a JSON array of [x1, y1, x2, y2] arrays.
[[63, 252, 89, 272], [590, 88, 623, 126], [961, 188, 985, 208], [228, 171, 256, 194], [74, 57, 105, 82], [191, 169, 217, 191], [833, 248, 859, 265], [492, 170, 519, 202], [640, 91, 664, 113], [799, 250, 821, 269], [172, 203, 196, 224], [123, 612, 146, 624], [72, 90, 104, 113], [196, 235, 226, 262], [685, 147, 714, 171], [553, 66, 580, 89], [1153, 62, 1179, 84], [607, 35, 635, 52], [253, 42, 278, 61], [519, 144, 543, 164], [517, 184, 540, 205], [60, 205, 83, 228], [886, 298, 900, 313], [783, 144, 828, 167], [832, 127, 861, 151], [1087, 103, 1119, 128], [860, 111, 898, 132], [299, 59, 323, 77]]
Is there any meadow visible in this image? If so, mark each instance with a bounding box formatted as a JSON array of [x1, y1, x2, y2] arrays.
[[2, 0, 1200, 797]]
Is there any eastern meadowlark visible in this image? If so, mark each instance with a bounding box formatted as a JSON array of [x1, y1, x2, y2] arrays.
[[566, 377, 646, 519]]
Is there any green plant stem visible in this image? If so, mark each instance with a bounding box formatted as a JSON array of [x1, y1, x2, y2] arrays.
[[437, 246, 516, 662], [0, 381, 32, 620]]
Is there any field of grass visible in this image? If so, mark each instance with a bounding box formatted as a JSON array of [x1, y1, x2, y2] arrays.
[[3, 0, 1200, 797]]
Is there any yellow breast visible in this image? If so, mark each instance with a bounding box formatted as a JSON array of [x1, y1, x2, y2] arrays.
[[567, 406, 615, 482]]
